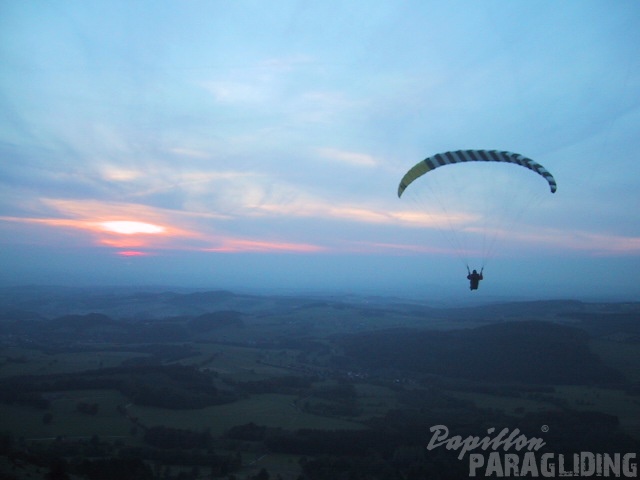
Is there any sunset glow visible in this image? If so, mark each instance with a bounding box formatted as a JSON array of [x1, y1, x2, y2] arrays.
[[98, 221, 166, 235]]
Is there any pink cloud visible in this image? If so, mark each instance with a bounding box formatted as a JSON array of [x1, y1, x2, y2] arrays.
[[117, 250, 149, 257]]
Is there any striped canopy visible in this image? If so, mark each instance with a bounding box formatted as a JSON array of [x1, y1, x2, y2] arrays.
[[397, 149, 557, 197]]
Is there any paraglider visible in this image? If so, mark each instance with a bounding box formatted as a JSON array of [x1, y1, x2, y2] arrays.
[[398, 150, 557, 198], [467, 268, 483, 291], [397, 149, 556, 290]]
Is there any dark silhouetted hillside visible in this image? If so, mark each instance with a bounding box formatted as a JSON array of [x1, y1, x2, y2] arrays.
[[337, 320, 622, 384]]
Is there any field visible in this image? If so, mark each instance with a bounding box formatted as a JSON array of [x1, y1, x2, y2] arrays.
[[0, 389, 132, 440]]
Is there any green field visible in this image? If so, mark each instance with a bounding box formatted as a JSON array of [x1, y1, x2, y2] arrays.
[[0, 389, 132, 440], [0, 347, 150, 377], [128, 393, 366, 436], [447, 390, 554, 416]]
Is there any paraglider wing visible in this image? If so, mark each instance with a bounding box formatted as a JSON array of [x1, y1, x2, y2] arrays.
[[397, 149, 557, 197]]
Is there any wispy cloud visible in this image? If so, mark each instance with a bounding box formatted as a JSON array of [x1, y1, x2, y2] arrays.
[[316, 147, 379, 167], [203, 238, 324, 253], [203, 80, 272, 104], [484, 224, 640, 256], [98, 166, 145, 182], [557, 231, 640, 256], [199, 56, 312, 105], [168, 147, 212, 160], [340, 240, 459, 256], [0, 194, 327, 254]]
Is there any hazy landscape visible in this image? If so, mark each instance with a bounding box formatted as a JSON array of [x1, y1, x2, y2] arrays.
[[2, 1, 639, 478], [1, 286, 639, 479]]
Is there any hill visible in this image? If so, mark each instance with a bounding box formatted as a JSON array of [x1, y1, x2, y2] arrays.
[[336, 320, 623, 384]]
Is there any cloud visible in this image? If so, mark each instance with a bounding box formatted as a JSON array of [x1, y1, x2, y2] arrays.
[[117, 250, 149, 257], [290, 90, 359, 124], [204, 80, 271, 104], [168, 147, 212, 160], [203, 238, 324, 254], [98, 221, 165, 235], [559, 231, 640, 256], [199, 57, 310, 105], [316, 147, 379, 167], [340, 240, 458, 256], [484, 224, 640, 256], [197, 55, 360, 131], [99, 166, 144, 182], [0, 193, 328, 254]]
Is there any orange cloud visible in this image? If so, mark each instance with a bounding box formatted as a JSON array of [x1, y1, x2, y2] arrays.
[[0, 197, 327, 254], [0, 198, 189, 252]]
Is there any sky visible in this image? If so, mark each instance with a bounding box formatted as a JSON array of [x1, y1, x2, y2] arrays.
[[1, 0, 639, 301]]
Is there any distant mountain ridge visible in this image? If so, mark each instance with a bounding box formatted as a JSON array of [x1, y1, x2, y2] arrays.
[[0, 285, 606, 317], [0, 286, 638, 342]]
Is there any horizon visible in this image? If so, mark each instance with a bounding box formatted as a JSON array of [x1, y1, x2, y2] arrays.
[[0, 279, 636, 307]]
